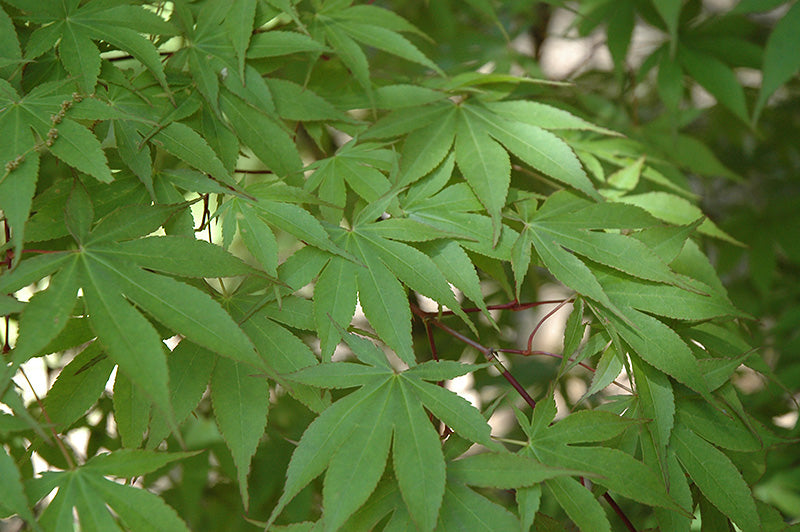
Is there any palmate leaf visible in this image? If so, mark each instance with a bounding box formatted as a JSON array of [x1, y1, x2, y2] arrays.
[[317, 3, 442, 93], [522, 400, 685, 514], [304, 141, 394, 219], [354, 226, 474, 331], [510, 191, 716, 327], [85, 250, 261, 367], [313, 221, 475, 364], [463, 102, 600, 201], [27, 452, 194, 532], [79, 253, 173, 419], [7, 192, 262, 423], [272, 355, 491, 530], [2, 80, 109, 186], [22, 1, 172, 94], [0, 1, 777, 530], [530, 191, 686, 285]]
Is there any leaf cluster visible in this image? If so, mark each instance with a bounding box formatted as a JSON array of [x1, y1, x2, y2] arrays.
[[0, 1, 797, 531]]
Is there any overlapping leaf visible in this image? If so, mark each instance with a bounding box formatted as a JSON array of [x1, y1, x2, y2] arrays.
[[8, 202, 261, 421], [25, 450, 196, 532], [23, 1, 174, 94], [521, 398, 686, 516], [269, 335, 493, 531]]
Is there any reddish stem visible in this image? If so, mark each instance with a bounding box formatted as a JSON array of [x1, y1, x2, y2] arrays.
[[412, 296, 636, 530], [604, 492, 637, 532], [411, 304, 537, 409], [527, 298, 573, 353], [496, 349, 632, 393], [422, 321, 453, 438]]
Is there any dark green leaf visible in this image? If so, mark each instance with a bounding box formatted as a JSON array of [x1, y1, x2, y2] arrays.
[[673, 424, 760, 532], [211, 357, 269, 507]]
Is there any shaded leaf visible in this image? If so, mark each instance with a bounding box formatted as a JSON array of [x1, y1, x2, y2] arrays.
[[211, 357, 269, 508], [673, 424, 760, 532]]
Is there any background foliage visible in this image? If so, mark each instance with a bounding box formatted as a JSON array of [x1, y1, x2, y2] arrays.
[[1, 0, 799, 530]]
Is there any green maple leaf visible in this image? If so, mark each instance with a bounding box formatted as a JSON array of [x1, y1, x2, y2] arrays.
[[313, 218, 474, 365], [314, 4, 441, 95], [518, 398, 688, 528], [305, 141, 395, 223], [217, 184, 349, 278], [334, 427, 581, 531], [25, 450, 197, 532], [22, 0, 175, 95], [266, 332, 496, 531], [5, 194, 261, 422], [0, 80, 116, 261]]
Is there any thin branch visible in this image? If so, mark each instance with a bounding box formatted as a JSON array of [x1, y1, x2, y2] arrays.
[[423, 320, 453, 438], [414, 299, 567, 317], [527, 297, 573, 353], [604, 492, 638, 532], [496, 348, 633, 394], [411, 303, 537, 409], [235, 168, 274, 174], [19, 367, 76, 469]]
